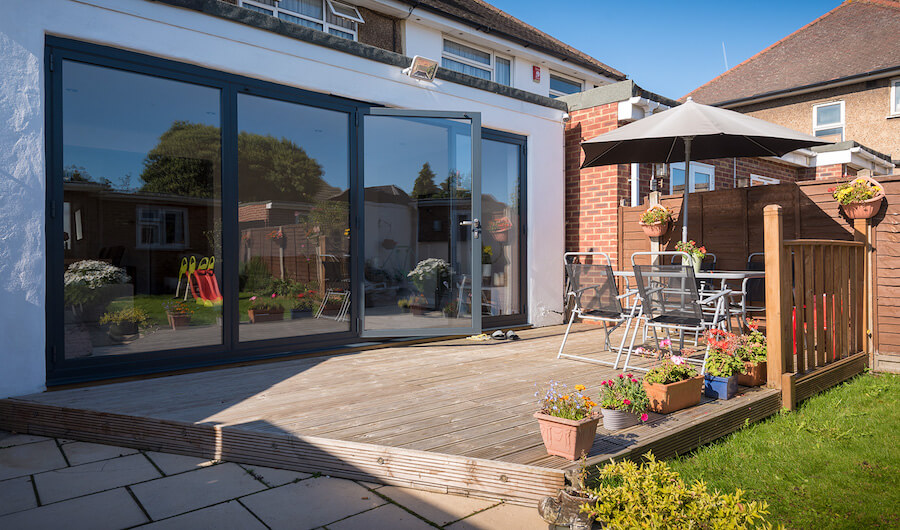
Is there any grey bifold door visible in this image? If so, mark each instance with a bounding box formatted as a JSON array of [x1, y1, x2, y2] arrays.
[[360, 109, 482, 337]]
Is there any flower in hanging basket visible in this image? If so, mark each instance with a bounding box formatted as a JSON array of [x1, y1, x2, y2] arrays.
[[831, 176, 884, 219], [267, 228, 285, 241], [639, 205, 672, 225]]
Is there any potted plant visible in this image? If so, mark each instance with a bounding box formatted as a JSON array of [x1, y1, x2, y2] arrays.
[[703, 329, 744, 400], [533, 382, 600, 460], [643, 355, 703, 414], [481, 245, 493, 279], [488, 216, 512, 242], [735, 322, 768, 386], [407, 258, 450, 309], [248, 293, 285, 323], [64, 260, 131, 320], [830, 176, 884, 219], [674, 240, 707, 274], [639, 205, 672, 237], [409, 294, 428, 315], [597, 375, 650, 430], [99, 307, 152, 341], [163, 300, 193, 330], [289, 290, 317, 319], [397, 297, 411, 313], [442, 303, 459, 318]]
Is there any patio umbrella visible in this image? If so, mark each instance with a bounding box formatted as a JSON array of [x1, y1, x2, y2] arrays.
[[580, 97, 832, 242]]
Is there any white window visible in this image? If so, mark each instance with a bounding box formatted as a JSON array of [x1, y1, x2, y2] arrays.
[[750, 174, 780, 186], [670, 161, 715, 193], [813, 101, 844, 140], [549, 72, 583, 98], [240, 0, 363, 40], [441, 39, 512, 86], [891, 78, 900, 116], [137, 207, 188, 249]]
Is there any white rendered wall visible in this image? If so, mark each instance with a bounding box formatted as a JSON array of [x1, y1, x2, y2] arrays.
[[0, 0, 565, 396]]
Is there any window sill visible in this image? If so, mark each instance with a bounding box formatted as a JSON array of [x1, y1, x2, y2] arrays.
[[887, 114, 900, 120]]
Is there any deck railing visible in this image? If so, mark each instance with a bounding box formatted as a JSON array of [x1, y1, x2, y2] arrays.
[[763, 205, 871, 409]]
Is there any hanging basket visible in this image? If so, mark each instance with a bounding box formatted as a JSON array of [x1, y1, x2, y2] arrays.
[[640, 220, 669, 238], [836, 176, 884, 220]]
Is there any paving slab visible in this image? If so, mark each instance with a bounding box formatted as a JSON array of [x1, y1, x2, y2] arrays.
[[0, 487, 147, 530], [138, 500, 267, 530], [0, 432, 51, 448], [377, 486, 498, 527], [131, 462, 266, 520], [241, 476, 385, 530], [61, 441, 138, 466], [328, 502, 434, 530], [240, 464, 310, 487], [445, 502, 547, 530], [144, 451, 217, 475], [0, 476, 38, 516], [34, 453, 161, 504], [0, 440, 68, 481]]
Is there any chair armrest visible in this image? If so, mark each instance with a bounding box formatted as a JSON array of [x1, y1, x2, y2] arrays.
[[616, 289, 639, 299], [698, 290, 732, 305]]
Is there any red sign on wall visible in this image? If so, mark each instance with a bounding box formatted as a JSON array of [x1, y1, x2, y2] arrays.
[[532, 65, 541, 83]]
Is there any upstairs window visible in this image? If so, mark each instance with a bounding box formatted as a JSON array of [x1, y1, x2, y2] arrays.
[[240, 0, 363, 40], [549, 72, 583, 98], [813, 101, 844, 141], [441, 39, 512, 86], [137, 207, 188, 249], [891, 78, 900, 116]]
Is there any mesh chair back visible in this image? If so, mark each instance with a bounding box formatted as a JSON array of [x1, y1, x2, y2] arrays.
[[565, 261, 623, 319], [633, 263, 703, 324]]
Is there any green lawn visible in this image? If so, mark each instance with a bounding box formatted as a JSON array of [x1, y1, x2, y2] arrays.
[[667, 372, 900, 529], [108, 292, 260, 327]]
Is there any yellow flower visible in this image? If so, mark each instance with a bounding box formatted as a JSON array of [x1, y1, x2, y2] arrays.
[[561, 395, 570, 401], [574, 384, 586, 391]]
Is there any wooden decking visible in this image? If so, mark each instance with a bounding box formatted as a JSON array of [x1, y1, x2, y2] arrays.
[[0, 324, 781, 505]]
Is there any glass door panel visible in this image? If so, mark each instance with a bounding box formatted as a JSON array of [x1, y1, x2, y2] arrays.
[[361, 110, 481, 337]]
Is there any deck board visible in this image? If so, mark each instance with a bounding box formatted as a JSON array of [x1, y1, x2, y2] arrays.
[[0, 324, 780, 505]]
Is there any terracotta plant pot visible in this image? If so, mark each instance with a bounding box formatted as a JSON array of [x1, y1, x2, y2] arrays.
[[248, 308, 284, 324], [410, 305, 428, 316], [704, 374, 738, 400], [166, 313, 191, 330], [640, 220, 669, 238], [600, 408, 640, 431], [841, 195, 884, 219], [737, 361, 767, 387], [534, 412, 600, 460], [643, 375, 704, 414]]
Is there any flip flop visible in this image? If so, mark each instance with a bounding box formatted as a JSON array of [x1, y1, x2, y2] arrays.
[[506, 330, 520, 341], [491, 330, 506, 340], [466, 334, 491, 341]]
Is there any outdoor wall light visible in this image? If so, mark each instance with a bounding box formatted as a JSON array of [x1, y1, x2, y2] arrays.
[[403, 56, 439, 82]]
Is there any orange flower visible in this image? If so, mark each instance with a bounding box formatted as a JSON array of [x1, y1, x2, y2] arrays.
[[574, 384, 586, 391]]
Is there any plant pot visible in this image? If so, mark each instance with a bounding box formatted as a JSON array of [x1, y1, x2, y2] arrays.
[[107, 322, 139, 342], [290, 309, 312, 319], [737, 361, 767, 387], [643, 375, 703, 414], [690, 255, 702, 275], [482, 264, 492, 278], [166, 313, 191, 330], [410, 305, 428, 316], [534, 412, 600, 460], [841, 195, 884, 219], [600, 408, 640, 431], [640, 220, 669, 238], [704, 373, 738, 400], [248, 308, 284, 324], [491, 229, 509, 243]]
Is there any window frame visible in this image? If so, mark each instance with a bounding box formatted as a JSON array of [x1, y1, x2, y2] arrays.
[[749, 174, 780, 186], [890, 78, 900, 117], [548, 71, 583, 98], [135, 206, 190, 250], [669, 161, 715, 194], [240, 0, 361, 41], [441, 38, 513, 86], [812, 100, 845, 140]]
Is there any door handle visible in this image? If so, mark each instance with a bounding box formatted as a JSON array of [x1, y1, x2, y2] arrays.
[[460, 218, 481, 239]]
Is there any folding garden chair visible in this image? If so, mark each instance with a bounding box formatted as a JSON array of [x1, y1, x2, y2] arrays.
[[557, 252, 642, 369], [626, 251, 732, 373]]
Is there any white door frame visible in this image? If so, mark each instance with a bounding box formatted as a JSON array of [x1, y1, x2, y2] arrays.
[[670, 161, 715, 194]]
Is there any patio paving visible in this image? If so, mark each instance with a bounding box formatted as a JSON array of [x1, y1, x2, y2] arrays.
[[0, 431, 548, 529]]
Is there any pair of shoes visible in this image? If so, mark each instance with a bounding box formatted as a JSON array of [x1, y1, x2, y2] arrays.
[[490, 330, 521, 341]]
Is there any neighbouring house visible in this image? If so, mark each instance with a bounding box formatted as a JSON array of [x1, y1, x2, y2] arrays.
[[685, 0, 900, 171], [0, 0, 629, 395]]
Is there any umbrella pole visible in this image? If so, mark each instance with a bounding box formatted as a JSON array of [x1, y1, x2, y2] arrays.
[[682, 136, 693, 243]]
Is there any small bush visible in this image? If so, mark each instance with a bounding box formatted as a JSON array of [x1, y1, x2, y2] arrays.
[[99, 307, 152, 327], [240, 257, 272, 292], [583, 453, 774, 529]]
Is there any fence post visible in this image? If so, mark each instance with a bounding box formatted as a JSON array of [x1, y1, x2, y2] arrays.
[[854, 218, 871, 361], [764, 205, 793, 406]]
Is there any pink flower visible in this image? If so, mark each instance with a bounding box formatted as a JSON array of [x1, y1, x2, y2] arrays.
[[250, 296, 257, 301], [600, 380, 608, 386], [271, 293, 277, 298], [660, 338, 672, 348], [631, 379, 638, 383], [626, 374, 633, 379], [640, 413, 649, 422], [671, 355, 685, 365], [623, 399, 631, 405], [618, 374, 624, 379]]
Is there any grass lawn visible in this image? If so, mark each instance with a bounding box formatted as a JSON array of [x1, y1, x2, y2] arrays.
[[667, 372, 900, 529], [108, 292, 258, 326]]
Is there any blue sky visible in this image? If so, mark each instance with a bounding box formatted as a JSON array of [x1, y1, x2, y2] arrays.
[[488, 0, 841, 99]]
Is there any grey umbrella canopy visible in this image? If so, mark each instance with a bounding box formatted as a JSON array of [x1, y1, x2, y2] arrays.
[[581, 98, 832, 241]]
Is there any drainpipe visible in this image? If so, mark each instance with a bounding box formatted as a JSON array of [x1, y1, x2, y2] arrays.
[[631, 163, 640, 206], [733, 157, 737, 188]]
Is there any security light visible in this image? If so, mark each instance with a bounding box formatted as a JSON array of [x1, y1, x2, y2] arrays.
[[403, 56, 439, 82]]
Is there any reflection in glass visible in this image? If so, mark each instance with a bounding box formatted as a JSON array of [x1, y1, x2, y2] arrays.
[[363, 116, 473, 331], [61, 61, 222, 358], [482, 139, 521, 316], [237, 94, 350, 341]]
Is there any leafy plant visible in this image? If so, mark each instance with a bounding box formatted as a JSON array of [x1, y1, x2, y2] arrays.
[[99, 307, 152, 328], [830, 177, 882, 205], [640, 205, 672, 225], [442, 303, 458, 317], [675, 240, 706, 260], [239, 256, 272, 292], [536, 381, 597, 421], [598, 375, 650, 415], [581, 453, 774, 529], [644, 355, 698, 385], [163, 300, 194, 316], [704, 329, 745, 377], [288, 290, 318, 311], [63, 260, 130, 307], [735, 323, 767, 366], [407, 258, 450, 293], [248, 293, 284, 312], [482, 245, 493, 265]]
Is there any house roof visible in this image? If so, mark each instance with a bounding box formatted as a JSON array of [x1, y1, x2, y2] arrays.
[[685, 0, 900, 105], [394, 0, 626, 81]]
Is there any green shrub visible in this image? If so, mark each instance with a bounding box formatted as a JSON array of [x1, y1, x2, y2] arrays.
[[99, 307, 152, 327], [583, 453, 775, 529], [240, 257, 272, 292]]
